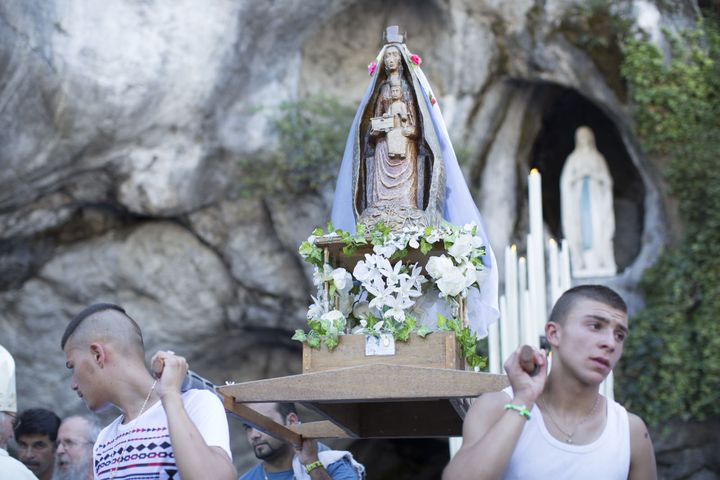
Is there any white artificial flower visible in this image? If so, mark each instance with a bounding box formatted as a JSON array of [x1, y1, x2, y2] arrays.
[[407, 232, 421, 249], [367, 278, 395, 311], [425, 255, 456, 280], [448, 234, 483, 262], [397, 272, 424, 299], [384, 304, 406, 323], [378, 259, 405, 288], [307, 295, 327, 320], [462, 262, 478, 290], [331, 267, 353, 294], [407, 264, 427, 287], [352, 301, 372, 320], [307, 235, 317, 245], [475, 266, 489, 286], [353, 254, 379, 283], [373, 242, 398, 258], [425, 228, 442, 244], [448, 236, 472, 261], [321, 310, 346, 333], [436, 266, 468, 297]]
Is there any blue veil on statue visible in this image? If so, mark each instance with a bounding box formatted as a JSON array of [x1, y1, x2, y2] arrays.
[[331, 26, 499, 337]]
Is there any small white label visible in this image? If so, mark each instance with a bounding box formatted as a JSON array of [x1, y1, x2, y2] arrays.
[[365, 333, 396, 356]]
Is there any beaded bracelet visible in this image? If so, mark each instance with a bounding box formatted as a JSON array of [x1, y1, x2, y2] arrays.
[[305, 460, 323, 474], [504, 403, 532, 420]]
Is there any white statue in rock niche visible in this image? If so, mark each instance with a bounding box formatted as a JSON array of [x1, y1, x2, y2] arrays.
[[560, 126, 617, 277]]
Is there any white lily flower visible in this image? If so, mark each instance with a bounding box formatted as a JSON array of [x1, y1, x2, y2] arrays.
[[368, 279, 395, 311], [379, 260, 404, 287], [397, 274, 424, 299]]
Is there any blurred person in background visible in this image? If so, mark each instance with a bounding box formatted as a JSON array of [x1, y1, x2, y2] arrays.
[[15, 408, 61, 480], [55, 415, 101, 480], [0, 344, 38, 479]]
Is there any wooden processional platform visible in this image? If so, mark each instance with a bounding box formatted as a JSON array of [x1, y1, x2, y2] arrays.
[[217, 331, 508, 446]]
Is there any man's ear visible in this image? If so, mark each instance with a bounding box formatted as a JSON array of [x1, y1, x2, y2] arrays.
[[285, 412, 300, 426], [545, 321, 561, 348], [89, 343, 106, 368]]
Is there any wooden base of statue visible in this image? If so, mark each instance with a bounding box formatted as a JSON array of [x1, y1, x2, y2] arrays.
[[357, 204, 440, 231], [303, 331, 463, 373]]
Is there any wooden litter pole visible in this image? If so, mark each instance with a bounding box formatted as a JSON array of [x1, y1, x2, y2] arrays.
[[222, 395, 303, 448]]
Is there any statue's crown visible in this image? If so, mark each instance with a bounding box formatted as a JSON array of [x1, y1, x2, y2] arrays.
[[383, 25, 406, 45]]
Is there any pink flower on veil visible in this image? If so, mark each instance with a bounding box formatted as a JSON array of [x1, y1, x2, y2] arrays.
[[410, 54, 422, 65], [368, 61, 377, 75]]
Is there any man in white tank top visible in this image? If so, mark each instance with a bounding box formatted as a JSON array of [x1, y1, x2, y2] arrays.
[[443, 285, 657, 479]]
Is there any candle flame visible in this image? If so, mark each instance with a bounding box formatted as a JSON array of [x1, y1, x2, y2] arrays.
[[511, 244, 517, 252], [549, 238, 556, 246], [530, 168, 540, 175]]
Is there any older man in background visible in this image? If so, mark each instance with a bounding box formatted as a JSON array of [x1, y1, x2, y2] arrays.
[[55, 415, 100, 480], [0, 344, 38, 479], [15, 408, 61, 480]]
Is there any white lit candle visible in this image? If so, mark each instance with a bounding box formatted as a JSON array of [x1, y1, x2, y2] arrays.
[[527, 169, 548, 337], [548, 238, 560, 305], [560, 239, 572, 293], [518, 256, 527, 336], [505, 245, 519, 352], [522, 289, 535, 346], [499, 295, 509, 370], [488, 314, 502, 374]]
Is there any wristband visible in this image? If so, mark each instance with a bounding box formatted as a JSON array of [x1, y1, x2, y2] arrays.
[[305, 460, 323, 474], [504, 403, 532, 420]]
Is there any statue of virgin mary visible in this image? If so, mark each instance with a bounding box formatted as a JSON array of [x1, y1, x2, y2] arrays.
[[330, 26, 499, 336]]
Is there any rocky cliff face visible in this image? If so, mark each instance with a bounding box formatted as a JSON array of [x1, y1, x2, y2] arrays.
[[0, 0, 704, 477]]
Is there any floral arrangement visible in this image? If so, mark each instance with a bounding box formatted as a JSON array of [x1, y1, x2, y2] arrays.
[[295, 222, 488, 368]]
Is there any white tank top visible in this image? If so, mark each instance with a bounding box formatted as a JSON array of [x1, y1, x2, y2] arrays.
[[501, 388, 630, 480]]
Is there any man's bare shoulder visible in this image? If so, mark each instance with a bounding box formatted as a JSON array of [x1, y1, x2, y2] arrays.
[[626, 411, 657, 479], [465, 391, 512, 427]]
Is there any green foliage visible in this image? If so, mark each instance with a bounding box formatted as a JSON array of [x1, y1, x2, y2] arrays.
[[239, 95, 354, 197], [615, 20, 720, 425], [437, 314, 487, 370], [560, 0, 634, 100]]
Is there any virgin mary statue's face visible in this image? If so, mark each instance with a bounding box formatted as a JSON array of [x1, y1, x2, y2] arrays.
[[384, 47, 401, 71]]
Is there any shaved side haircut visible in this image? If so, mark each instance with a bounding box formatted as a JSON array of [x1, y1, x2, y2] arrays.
[[61, 303, 145, 358], [548, 285, 627, 325], [275, 403, 298, 423]]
